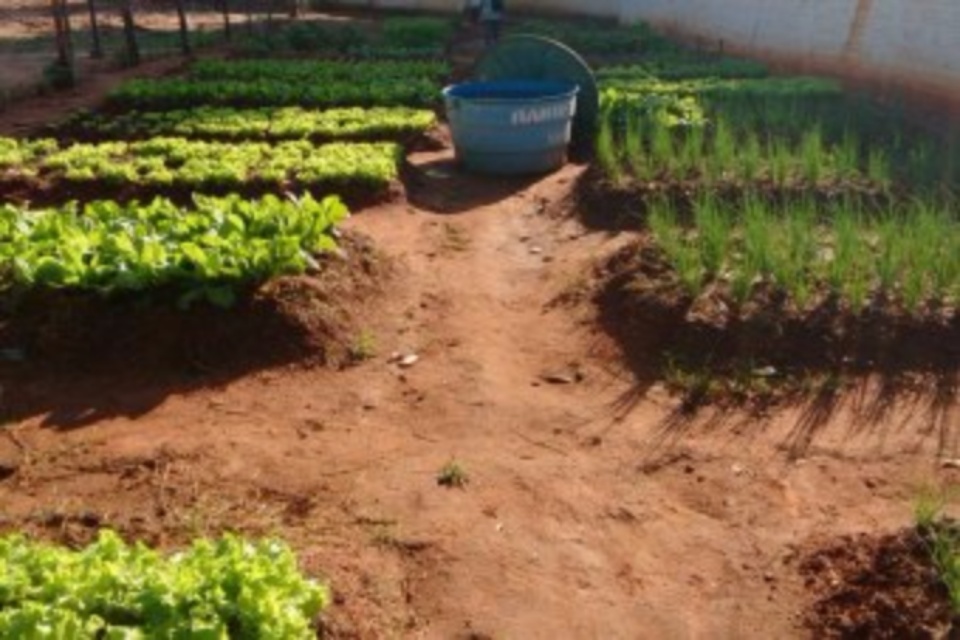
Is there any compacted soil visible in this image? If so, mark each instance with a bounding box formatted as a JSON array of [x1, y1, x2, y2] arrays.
[[1, 15, 960, 639]]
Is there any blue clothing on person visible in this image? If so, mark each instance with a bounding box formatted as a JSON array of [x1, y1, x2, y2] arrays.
[[480, 0, 504, 45]]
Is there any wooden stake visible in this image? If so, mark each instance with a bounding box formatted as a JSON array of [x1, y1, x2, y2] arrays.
[[49, 0, 75, 87], [87, 0, 103, 58], [221, 0, 233, 41], [120, 0, 140, 66], [174, 0, 191, 55], [51, 0, 69, 66]]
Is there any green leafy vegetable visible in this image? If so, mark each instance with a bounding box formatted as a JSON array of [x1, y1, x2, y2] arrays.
[[58, 106, 436, 143], [0, 193, 348, 305], [107, 59, 448, 110], [0, 137, 402, 193], [0, 530, 328, 638]]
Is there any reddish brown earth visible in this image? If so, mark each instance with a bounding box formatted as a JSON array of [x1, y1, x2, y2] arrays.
[[2, 17, 960, 640], [801, 528, 954, 638]]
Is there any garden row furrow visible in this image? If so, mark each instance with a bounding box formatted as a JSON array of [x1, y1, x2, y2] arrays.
[[0, 137, 402, 193], [53, 106, 436, 144]]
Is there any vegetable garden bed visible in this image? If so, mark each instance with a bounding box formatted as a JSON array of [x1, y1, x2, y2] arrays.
[[0, 531, 328, 637], [48, 106, 437, 146], [106, 59, 449, 111], [0, 31, 427, 377], [233, 15, 456, 60], [0, 137, 404, 207], [0, 194, 386, 374], [0, 234, 385, 383], [1, 12, 957, 638], [574, 23, 959, 403], [594, 236, 957, 407]]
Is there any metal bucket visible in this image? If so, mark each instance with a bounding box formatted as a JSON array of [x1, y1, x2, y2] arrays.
[[443, 80, 580, 175]]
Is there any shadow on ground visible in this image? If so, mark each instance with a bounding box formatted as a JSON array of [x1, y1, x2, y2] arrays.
[[588, 237, 960, 459], [404, 157, 548, 215], [0, 234, 385, 429], [635, 369, 958, 458], [0, 287, 337, 430]]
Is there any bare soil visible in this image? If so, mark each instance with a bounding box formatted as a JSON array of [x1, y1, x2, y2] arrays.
[[1, 13, 960, 640]]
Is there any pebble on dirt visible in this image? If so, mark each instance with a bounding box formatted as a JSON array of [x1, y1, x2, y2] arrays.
[[398, 354, 420, 368]]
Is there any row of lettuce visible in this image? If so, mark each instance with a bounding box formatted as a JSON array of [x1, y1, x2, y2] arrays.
[[1, 137, 402, 190], [0, 531, 326, 638], [0, 57, 446, 306]]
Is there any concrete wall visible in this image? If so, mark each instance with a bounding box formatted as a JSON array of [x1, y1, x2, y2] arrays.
[[320, 0, 960, 110], [617, 0, 960, 112]]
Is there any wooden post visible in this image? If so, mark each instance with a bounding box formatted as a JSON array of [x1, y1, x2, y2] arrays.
[[86, 0, 102, 58], [221, 0, 233, 41], [174, 0, 191, 55], [289, 0, 300, 18], [119, 0, 140, 66], [51, 0, 70, 66], [49, 0, 76, 87], [245, 0, 254, 36], [61, 0, 74, 62]]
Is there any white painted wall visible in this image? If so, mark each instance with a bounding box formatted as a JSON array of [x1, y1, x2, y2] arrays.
[[615, 0, 960, 107]]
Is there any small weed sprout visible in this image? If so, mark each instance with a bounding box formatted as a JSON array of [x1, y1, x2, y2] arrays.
[[437, 460, 469, 489], [915, 485, 948, 531], [350, 329, 378, 362]]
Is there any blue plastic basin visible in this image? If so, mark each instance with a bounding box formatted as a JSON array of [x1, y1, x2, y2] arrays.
[[443, 80, 580, 175]]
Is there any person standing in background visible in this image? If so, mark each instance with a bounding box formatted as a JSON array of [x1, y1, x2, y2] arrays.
[[464, 0, 482, 25], [480, 0, 504, 45]]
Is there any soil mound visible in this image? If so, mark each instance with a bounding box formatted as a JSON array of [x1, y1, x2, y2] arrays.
[[801, 529, 954, 639]]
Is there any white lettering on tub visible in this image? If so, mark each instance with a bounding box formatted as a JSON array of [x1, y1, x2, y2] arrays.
[[511, 104, 569, 126]]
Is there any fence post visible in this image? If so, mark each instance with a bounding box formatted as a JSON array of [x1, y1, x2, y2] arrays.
[[86, 0, 103, 59], [174, 0, 192, 55], [50, 0, 76, 86], [120, 0, 140, 66], [221, 0, 233, 41], [61, 0, 75, 66], [51, 0, 69, 65], [245, 0, 255, 35]]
